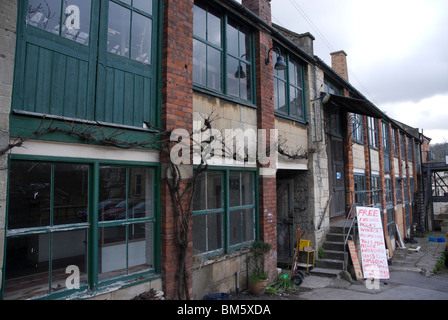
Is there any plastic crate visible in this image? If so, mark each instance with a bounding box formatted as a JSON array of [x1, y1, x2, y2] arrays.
[[205, 293, 229, 300]]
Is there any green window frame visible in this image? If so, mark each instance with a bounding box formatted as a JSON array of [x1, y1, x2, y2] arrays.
[[2, 156, 160, 300], [371, 175, 381, 206], [367, 117, 378, 149], [324, 78, 341, 95], [193, 0, 255, 103], [382, 122, 391, 173], [395, 177, 402, 204], [392, 129, 399, 158], [273, 49, 307, 122], [12, 0, 159, 129], [192, 168, 258, 256], [407, 137, 414, 162], [351, 114, 364, 144], [354, 174, 366, 205]]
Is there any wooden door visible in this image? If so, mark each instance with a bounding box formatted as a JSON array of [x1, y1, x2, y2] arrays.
[[327, 136, 346, 219]]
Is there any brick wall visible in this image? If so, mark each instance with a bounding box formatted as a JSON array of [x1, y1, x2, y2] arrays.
[[242, 0, 278, 281], [161, 0, 194, 300]]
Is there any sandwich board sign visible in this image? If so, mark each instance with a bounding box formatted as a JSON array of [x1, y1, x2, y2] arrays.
[[356, 207, 390, 279]]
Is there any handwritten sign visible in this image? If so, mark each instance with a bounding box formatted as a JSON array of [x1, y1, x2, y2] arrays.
[[356, 207, 390, 279], [347, 240, 363, 280]]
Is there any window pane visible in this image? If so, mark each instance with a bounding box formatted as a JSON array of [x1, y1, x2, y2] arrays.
[[108, 2, 130, 57], [241, 172, 254, 205], [129, 167, 154, 219], [128, 222, 154, 272], [193, 172, 223, 211], [273, 52, 286, 79], [229, 210, 241, 246], [207, 46, 221, 91], [133, 0, 152, 14], [230, 208, 254, 246], [289, 60, 302, 88], [242, 208, 255, 242], [54, 163, 89, 225], [193, 213, 222, 253], [240, 26, 250, 62], [229, 173, 241, 207], [227, 56, 239, 97], [193, 39, 207, 86], [99, 225, 127, 280], [4, 234, 50, 300], [207, 172, 223, 209], [193, 4, 206, 39], [62, 0, 91, 45], [193, 214, 207, 253], [207, 6, 221, 46], [275, 80, 286, 113], [227, 20, 239, 57], [131, 12, 152, 64], [240, 62, 251, 101], [51, 229, 88, 293], [8, 161, 51, 229], [289, 86, 303, 119], [26, 0, 61, 35], [99, 167, 127, 221], [193, 173, 207, 211]]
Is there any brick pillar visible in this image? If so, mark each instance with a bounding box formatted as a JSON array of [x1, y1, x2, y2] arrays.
[[377, 119, 388, 235], [363, 115, 372, 203], [161, 0, 194, 300], [242, 0, 277, 281]]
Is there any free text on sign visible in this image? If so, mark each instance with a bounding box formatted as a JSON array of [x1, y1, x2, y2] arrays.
[[356, 207, 390, 279]]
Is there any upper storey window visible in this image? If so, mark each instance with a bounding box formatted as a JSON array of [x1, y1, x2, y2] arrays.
[[14, 0, 158, 128], [273, 50, 306, 122], [193, 1, 254, 103]]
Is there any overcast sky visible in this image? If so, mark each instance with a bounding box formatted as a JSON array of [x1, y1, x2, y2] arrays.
[[237, 0, 448, 144]]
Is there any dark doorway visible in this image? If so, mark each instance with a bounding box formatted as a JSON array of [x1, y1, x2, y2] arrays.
[[276, 178, 294, 265], [325, 106, 346, 220]]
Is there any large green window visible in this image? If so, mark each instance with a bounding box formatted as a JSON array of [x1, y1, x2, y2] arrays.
[[13, 0, 158, 128], [3, 158, 158, 300], [192, 169, 257, 256], [193, 1, 254, 103], [273, 50, 306, 122]]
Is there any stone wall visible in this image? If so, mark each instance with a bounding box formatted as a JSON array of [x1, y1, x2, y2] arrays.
[[0, 0, 17, 293]]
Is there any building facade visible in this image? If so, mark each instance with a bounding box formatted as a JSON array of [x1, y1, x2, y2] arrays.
[[0, 0, 426, 300]]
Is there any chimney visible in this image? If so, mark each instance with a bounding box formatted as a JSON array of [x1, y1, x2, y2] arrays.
[[330, 50, 349, 82], [242, 0, 272, 24]]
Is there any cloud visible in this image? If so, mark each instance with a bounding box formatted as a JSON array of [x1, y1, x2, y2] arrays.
[[382, 94, 448, 144]]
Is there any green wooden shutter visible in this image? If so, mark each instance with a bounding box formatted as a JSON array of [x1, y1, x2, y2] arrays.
[[13, 0, 157, 129]]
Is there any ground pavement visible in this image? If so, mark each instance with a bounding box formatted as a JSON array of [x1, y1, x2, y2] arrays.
[[231, 231, 448, 300]]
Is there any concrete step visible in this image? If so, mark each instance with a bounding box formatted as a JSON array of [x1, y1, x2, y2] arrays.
[[316, 258, 344, 270], [323, 249, 345, 260], [323, 241, 345, 252], [326, 232, 345, 242], [309, 267, 341, 278], [329, 225, 345, 234]]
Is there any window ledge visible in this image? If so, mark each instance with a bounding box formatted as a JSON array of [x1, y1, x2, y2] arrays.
[[193, 247, 250, 270], [193, 86, 257, 109], [274, 112, 308, 126]]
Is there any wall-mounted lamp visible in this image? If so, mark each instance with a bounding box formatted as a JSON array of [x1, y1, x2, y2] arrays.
[[265, 46, 287, 70], [234, 54, 247, 79], [234, 65, 246, 79], [321, 92, 331, 104]]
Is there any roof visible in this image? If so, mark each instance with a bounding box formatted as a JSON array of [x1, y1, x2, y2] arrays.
[[322, 93, 385, 119]]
